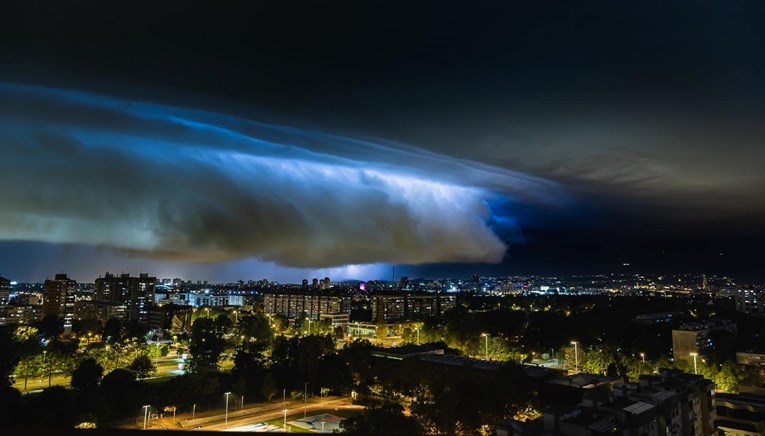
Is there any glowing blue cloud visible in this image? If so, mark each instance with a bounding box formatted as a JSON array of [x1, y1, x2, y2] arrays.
[[0, 82, 565, 268]]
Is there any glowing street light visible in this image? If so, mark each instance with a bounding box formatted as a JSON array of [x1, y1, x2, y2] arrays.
[[224, 392, 231, 428], [43, 350, 51, 387], [640, 352, 646, 363], [571, 341, 579, 372], [690, 352, 698, 374], [304, 382, 309, 417], [143, 405, 150, 430], [481, 333, 489, 359]]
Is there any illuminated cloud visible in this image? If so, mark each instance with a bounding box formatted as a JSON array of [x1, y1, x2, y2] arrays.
[[0, 83, 565, 269]]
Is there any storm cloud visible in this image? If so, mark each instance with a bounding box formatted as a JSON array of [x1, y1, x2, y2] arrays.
[[0, 83, 564, 268]]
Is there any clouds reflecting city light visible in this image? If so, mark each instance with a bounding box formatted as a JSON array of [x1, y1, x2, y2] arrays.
[[0, 83, 566, 280]]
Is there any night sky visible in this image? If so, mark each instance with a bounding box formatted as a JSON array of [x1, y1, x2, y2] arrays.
[[1, 1, 764, 284]]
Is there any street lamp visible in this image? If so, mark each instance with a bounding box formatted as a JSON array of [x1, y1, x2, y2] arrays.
[[205, 308, 210, 319], [43, 350, 51, 387], [481, 333, 489, 359], [571, 341, 579, 372], [224, 392, 231, 428], [304, 382, 309, 417], [640, 352, 645, 363], [690, 352, 698, 374], [283, 408, 288, 431], [307, 318, 312, 335], [143, 405, 150, 430]]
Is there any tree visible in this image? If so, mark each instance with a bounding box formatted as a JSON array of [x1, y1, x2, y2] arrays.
[[188, 317, 226, 373], [71, 358, 104, 389], [715, 361, 743, 394], [100, 368, 139, 395], [318, 353, 352, 394], [333, 326, 345, 341], [375, 324, 388, 341], [103, 318, 122, 344], [128, 354, 156, 380], [339, 339, 374, 386], [123, 319, 149, 341], [582, 347, 618, 375], [47, 338, 79, 379], [238, 314, 273, 345], [72, 317, 102, 340], [14, 326, 42, 391], [28, 386, 78, 427], [214, 313, 233, 336], [35, 314, 64, 341], [0, 325, 20, 389], [262, 372, 277, 403], [271, 314, 289, 331], [741, 365, 765, 388], [341, 403, 422, 435]]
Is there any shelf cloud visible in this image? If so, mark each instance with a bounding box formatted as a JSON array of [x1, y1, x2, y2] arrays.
[[0, 83, 565, 268]]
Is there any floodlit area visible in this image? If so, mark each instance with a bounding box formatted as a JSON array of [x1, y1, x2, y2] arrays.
[[223, 414, 344, 433]]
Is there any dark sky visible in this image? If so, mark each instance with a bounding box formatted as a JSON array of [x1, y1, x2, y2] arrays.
[[1, 1, 764, 284]]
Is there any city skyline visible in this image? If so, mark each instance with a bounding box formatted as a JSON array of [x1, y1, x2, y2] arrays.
[[1, 2, 764, 284]]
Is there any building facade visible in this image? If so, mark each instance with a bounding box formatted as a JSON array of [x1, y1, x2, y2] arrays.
[[263, 292, 351, 320], [43, 273, 77, 333], [371, 293, 456, 323], [672, 320, 737, 362], [93, 272, 156, 324]]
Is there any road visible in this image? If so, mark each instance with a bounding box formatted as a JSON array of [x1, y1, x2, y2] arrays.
[[145, 396, 361, 432]]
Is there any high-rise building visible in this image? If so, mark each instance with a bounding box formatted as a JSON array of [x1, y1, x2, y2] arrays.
[[372, 294, 406, 323], [0, 275, 10, 306], [320, 277, 331, 290], [263, 292, 350, 320], [371, 293, 456, 323], [43, 273, 76, 334], [93, 272, 156, 324], [734, 288, 765, 316]]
